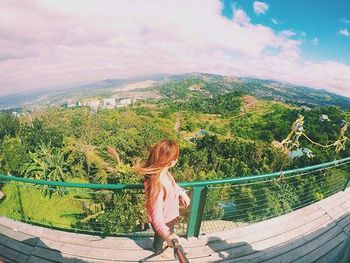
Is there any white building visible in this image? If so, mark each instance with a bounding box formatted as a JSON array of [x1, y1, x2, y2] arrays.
[[103, 98, 116, 109], [301, 106, 311, 111], [83, 100, 100, 111], [320, 114, 330, 122], [116, 98, 132, 108], [12, 112, 20, 117], [120, 98, 132, 105], [67, 99, 78, 108]]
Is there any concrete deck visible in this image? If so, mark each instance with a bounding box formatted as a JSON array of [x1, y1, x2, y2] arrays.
[[0, 188, 349, 263]]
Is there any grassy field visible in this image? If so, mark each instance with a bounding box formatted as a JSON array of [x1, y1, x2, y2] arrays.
[[0, 181, 86, 228]]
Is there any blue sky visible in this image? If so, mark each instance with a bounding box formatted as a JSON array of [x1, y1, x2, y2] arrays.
[[0, 0, 349, 97], [221, 0, 350, 64]]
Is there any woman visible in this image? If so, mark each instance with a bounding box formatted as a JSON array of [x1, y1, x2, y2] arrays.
[[136, 139, 190, 254]]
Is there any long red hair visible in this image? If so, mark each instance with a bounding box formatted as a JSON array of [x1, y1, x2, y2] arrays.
[[136, 139, 179, 207]]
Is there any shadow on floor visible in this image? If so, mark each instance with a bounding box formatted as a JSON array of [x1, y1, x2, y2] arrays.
[[0, 210, 349, 262], [0, 235, 88, 262], [203, 211, 350, 262], [207, 237, 255, 261]]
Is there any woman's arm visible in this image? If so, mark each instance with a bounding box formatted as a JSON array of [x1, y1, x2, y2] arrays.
[[176, 184, 191, 208], [176, 184, 186, 196], [148, 188, 170, 239], [149, 189, 181, 246]]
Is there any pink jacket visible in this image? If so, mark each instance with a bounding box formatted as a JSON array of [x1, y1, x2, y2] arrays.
[[144, 173, 185, 237]]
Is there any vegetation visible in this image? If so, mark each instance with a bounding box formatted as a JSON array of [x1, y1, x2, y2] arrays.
[[0, 182, 84, 227], [0, 76, 349, 234]]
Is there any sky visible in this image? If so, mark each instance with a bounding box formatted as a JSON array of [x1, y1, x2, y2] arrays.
[[0, 0, 350, 97]]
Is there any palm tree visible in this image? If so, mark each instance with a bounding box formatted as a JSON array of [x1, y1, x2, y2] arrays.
[[24, 143, 71, 196]]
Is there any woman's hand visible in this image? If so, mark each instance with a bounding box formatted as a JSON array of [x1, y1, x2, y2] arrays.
[[179, 192, 191, 208], [165, 233, 181, 247]]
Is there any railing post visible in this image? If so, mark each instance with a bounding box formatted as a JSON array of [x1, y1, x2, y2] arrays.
[[343, 176, 350, 191], [186, 186, 208, 238]]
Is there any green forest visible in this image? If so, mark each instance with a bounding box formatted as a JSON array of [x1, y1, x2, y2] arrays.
[[0, 78, 350, 235]]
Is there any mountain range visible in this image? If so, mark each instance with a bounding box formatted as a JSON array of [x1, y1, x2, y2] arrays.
[[1, 73, 349, 111]]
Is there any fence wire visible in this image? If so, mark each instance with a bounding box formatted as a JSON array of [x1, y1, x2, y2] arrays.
[[0, 181, 189, 237], [0, 160, 349, 237], [200, 162, 350, 234]]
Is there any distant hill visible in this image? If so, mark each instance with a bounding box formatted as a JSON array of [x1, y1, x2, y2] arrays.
[[0, 73, 173, 110], [154, 73, 350, 110], [0, 79, 126, 110], [1, 73, 349, 110]]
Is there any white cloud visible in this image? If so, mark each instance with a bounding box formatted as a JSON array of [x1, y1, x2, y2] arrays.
[[311, 38, 319, 45], [233, 8, 251, 26], [279, 30, 295, 38], [339, 29, 350, 37], [253, 1, 269, 15], [0, 0, 349, 98], [340, 18, 350, 24], [271, 18, 279, 25]]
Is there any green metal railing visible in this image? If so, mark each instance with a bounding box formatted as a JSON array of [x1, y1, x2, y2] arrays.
[[0, 157, 349, 238]]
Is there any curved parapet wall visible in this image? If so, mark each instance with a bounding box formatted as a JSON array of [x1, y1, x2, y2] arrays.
[[0, 187, 349, 262]]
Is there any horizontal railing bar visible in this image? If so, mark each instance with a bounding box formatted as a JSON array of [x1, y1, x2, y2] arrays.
[[0, 175, 144, 189], [207, 163, 350, 189], [0, 157, 349, 189], [180, 158, 350, 187]]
